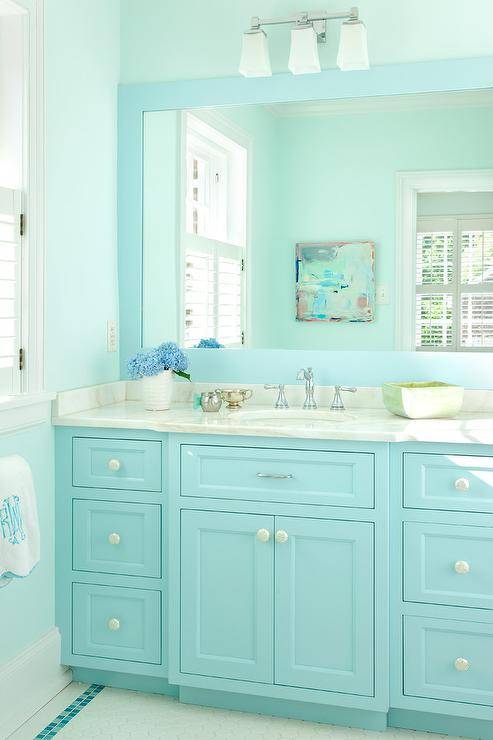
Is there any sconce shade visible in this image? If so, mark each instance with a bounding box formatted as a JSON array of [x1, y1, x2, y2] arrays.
[[336, 20, 369, 70], [239, 29, 272, 77], [288, 25, 321, 75]]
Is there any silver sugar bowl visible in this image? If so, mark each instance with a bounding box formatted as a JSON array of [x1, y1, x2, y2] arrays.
[[200, 390, 223, 413]]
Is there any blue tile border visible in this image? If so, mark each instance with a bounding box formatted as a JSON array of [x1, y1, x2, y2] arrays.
[[34, 684, 105, 738]]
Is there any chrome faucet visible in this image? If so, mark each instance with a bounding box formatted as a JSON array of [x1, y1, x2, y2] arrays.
[[330, 385, 357, 411], [297, 367, 317, 409], [264, 384, 289, 409]]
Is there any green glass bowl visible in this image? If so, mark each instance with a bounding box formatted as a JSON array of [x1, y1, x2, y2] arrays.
[[382, 381, 464, 419]]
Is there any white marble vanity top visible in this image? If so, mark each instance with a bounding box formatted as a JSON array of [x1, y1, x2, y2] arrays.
[[52, 381, 493, 444]]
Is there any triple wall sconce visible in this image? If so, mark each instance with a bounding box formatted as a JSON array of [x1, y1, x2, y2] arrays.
[[239, 6, 369, 77]]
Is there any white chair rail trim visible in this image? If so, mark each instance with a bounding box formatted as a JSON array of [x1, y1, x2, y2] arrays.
[[0, 392, 54, 435]]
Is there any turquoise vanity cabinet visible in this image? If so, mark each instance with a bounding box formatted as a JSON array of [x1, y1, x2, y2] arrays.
[[180, 511, 374, 694], [167, 435, 390, 730], [56, 427, 493, 735], [390, 443, 493, 738], [55, 427, 173, 689]]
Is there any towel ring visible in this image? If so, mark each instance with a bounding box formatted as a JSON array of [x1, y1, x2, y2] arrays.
[[0, 577, 13, 589]]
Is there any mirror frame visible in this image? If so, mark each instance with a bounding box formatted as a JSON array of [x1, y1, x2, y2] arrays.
[[118, 56, 493, 375]]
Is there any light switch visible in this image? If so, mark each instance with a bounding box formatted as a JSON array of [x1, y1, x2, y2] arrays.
[[107, 320, 118, 352], [376, 285, 390, 305]]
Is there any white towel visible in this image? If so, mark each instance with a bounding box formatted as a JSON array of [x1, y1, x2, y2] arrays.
[[0, 455, 40, 579]]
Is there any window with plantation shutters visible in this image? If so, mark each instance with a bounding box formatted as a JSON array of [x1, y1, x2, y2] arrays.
[[0, 187, 21, 394], [416, 215, 493, 351], [183, 235, 244, 348], [183, 114, 247, 348]]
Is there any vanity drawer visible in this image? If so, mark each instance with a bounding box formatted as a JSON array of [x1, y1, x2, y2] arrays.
[[72, 583, 161, 664], [73, 437, 162, 492], [404, 453, 493, 514], [73, 500, 161, 578], [404, 616, 493, 706], [403, 522, 493, 610], [180, 445, 374, 508]]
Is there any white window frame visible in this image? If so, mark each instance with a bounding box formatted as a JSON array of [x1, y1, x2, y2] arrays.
[[0, 0, 45, 395], [396, 170, 493, 351], [179, 111, 251, 348]]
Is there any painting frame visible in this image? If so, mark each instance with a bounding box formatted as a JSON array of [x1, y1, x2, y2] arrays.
[[296, 241, 375, 323]]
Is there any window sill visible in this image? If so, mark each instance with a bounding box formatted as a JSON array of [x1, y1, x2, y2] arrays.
[[0, 392, 55, 435]]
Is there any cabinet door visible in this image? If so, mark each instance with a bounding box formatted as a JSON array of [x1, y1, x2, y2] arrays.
[[181, 510, 274, 683], [275, 516, 374, 696]]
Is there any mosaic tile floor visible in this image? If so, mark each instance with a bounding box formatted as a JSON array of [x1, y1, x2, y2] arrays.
[[11, 684, 464, 740]]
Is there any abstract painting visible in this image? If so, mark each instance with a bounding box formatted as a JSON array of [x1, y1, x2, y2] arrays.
[[296, 241, 375, 322]]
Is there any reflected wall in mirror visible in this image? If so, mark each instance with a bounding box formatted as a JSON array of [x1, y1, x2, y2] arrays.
[[143, 90, 493, 351]]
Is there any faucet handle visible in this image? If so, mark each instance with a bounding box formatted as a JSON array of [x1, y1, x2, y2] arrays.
[[331, 386, 357, 411], [264, 384, 289, 409]]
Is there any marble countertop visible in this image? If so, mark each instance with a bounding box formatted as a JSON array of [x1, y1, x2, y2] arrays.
[[52, 398, 493, 444]]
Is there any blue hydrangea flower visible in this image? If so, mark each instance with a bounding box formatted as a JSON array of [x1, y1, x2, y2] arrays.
[[127, 348, 165, 379], [156, 342, 188, 372], [195, 338, 224, 349]]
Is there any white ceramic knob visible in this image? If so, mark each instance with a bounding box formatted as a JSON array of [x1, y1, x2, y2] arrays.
[[108, 532, 121, 545], [454, 560, 470, 575], [108, 458, 121, 472], [108, 618, 120, 631], [454, 657, 470, 672], [256, 528, 270, 543], [454, 477, 470, 492], [275, 529, 289, 544]]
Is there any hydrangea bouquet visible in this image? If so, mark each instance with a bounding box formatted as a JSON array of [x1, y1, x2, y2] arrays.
[[195, 337, 224, 349], [127, 342, 190, 381], [127, 342, 190, 411]]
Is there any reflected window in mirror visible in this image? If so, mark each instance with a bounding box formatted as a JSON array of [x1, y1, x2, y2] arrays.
[[183, 114, 248, 348], [416, 202, 493, 351]]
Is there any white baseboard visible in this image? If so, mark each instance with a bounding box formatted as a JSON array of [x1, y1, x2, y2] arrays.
[[0, 627, 72, 738]]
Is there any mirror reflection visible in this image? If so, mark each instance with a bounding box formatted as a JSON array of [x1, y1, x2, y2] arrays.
[[143, 90, 493, 351]]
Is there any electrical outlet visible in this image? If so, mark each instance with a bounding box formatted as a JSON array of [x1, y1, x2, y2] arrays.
[[376, 285, 390, 305], [107, 320, 118, 352]]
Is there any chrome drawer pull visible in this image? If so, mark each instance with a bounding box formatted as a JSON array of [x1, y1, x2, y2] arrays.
[[256, 528, 270, 543], [108, 532, 121, 546], [275, 529, 289, 544], [256, 473, 293, 480], [454, 477, 470, 492], [108, 458, 121, 472], [454, 657, 470, 672], [108, 618, 120, 631], [454, 560, 470, 575]]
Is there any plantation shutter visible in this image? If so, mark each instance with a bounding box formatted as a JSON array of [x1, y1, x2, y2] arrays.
[[459, 219, 493, 348], [184, 234, 243, 348], [0, 187, 21, 394], [416, 215, 493, 351], [217, 254, 242, 346]]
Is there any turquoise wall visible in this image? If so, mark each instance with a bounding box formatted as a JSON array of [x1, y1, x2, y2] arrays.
[[143, 111, 180, 346], [45, 0, 120, 391], [120, 0, 493, 83], [0, 423, 54, 664], [0, 0, 120, 672]]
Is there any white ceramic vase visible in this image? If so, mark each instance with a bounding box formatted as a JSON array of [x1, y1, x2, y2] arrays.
[[142, 370, 173, 410]]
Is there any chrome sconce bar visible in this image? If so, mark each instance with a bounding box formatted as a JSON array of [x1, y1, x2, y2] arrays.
[[239, 6, 369, 77], [248, 6, 360, 44]]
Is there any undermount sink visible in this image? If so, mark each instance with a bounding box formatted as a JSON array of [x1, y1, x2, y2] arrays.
[[234, 409, 354, 425]]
